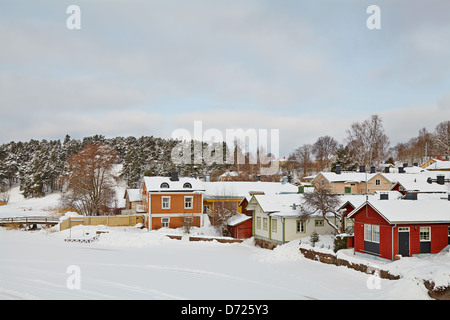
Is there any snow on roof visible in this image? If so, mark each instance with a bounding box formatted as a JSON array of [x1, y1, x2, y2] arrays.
[[219, 171, 242, 177], [227, 214, 252, 226], [202, 181, 298, 198], [142, 176, 205, 192], [348, 198, 450, 224], [313, 172, 377, 183], [125, 189, 142, 202], [338, 191, 403, 211], [384, 171, 450, 193], [425, 160, 450, 170], [251, 193, 334, 218]]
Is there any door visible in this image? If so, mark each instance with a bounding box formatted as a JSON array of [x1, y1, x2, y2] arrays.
[[398, 227, 410, 257]]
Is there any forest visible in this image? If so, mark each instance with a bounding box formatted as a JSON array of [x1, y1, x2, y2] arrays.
[[0, 116, 448, 199]]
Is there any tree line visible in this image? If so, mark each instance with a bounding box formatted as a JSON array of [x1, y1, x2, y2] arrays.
[[0, 115, 447, 201], [286, 116, 449, 178], [0, 134, 227, 199]]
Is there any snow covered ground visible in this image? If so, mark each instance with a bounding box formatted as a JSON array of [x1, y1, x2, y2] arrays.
[[0, 225, 436, 300], [0, 186, 447, 300]]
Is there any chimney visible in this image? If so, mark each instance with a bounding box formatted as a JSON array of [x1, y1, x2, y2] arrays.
[[359, 165, 366, 173], [398, 167, 405, 173], [370, 166, 376, 174], [413, 162, 418, 167], [335, 165, 341, 175], [256, 174, 261, 181], [437, 175, 445, 185], [385, 166, 390, 173], [403, 163, 408, 168], [448, 193, 450, 201], [380, 193, 389, 200], [169, 172, 179, 181]]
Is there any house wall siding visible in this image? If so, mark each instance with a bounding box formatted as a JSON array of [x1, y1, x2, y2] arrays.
[[353, 204, 450, 260], [150, 193, 203, 214]]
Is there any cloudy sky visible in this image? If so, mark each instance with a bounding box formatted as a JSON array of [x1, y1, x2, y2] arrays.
[[1, 0, 449, 156]]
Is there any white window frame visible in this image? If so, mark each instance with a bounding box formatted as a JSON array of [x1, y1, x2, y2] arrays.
[[161, 217, 170, 227], [256, 217, 261, 229], [364, 224, 380, 243], [184, 196, 193, 209], [203, 205, 211, 213], [375, 179, 381, 186], [315, 219, 324, 227], [162, 196, 171, 209], [364, 224, 372, 241], [419, 227, 431, 242], [296, 220, 305, 233], [272, 219, 277, 233], [372, 225, 380, 243]]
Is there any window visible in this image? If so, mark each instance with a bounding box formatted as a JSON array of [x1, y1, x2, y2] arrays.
[[162, 196, 171, 209], [257, 217, 261, 229], [203, 205, 211, 213], [375, 179, 381, 186], [364, 224, 380, 243], [315, 219, 324, 227], [161, 218, 169, 227], [263, 218, 268, 231], [296, 220, 305, 233], [364, 224, 372, 241], [184, 196, 193, 209], [420, 227, 431, 242], [183, 182, 192, 189], [272, 219, 277, 233], [372, 225, 380, 243], [160, 182, 169, 188]]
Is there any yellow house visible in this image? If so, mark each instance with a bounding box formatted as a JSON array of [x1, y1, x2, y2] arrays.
[[202, 181, 299, 216], [421, 159, 438, 169]]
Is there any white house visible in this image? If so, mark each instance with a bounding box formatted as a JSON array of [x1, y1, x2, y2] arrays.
[[246, 193, 337, 248]]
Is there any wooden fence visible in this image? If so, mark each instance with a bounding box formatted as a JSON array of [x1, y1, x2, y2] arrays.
[[60, 215, 144, 231]]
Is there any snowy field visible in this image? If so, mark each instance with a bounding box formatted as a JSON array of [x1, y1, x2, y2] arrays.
[[0, 186, 447, 300], [0, 225, 434, 300]]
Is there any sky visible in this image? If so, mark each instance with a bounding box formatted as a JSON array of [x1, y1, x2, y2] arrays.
[[0, 0, 449, 157]]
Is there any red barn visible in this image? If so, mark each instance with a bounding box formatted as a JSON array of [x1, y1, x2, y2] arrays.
[[348, 196, 450, 260], [227, 214, 253, 239]]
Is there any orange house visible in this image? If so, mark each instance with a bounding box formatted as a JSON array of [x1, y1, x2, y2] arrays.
[[141, 173, 205, 230]]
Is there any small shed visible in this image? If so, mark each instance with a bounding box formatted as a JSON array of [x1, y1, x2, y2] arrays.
[[227, 214, 253, 239]]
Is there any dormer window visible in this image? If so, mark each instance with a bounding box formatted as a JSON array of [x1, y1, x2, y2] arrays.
[[183, 182, 192, 189], [160, 182, 169, 189]]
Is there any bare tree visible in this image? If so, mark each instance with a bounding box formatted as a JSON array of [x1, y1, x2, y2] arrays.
[[291, 144, 314, 177], [312, 136, 338, 171], [346, 114, 389, 166], [300, 184, 342, 234], [61, 143, 118, 216], [434, 120, 450, 159]]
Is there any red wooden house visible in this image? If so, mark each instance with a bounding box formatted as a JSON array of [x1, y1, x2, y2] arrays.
[[348, 195, 450, 260]]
